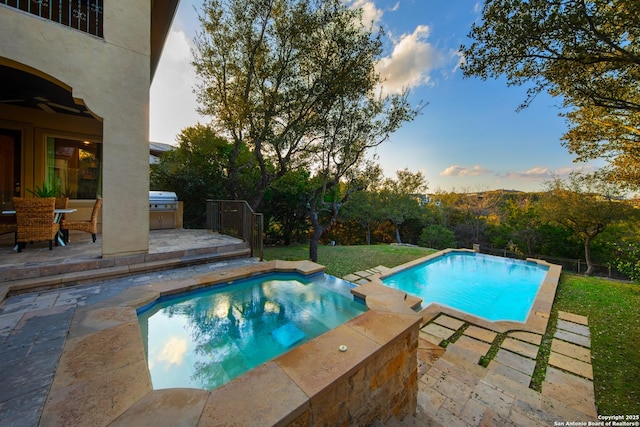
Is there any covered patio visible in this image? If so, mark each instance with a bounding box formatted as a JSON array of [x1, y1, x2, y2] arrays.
[[0, 229, 250, 301]]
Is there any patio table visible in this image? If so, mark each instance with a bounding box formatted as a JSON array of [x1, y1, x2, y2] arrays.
[[2, 208, 77, 248]]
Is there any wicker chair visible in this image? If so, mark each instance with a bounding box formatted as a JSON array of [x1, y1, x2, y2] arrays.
[[55, 197, 69, 211], [13, 197, 60, 252], [0, 215, 17, 244], [61, 198, 102, 243]]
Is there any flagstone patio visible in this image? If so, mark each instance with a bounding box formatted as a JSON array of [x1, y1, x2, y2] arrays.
[[411, 311, 598, 426]]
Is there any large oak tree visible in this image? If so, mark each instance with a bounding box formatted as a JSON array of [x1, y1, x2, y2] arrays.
[[193, 0, 417, 261], [539, 175, 630, 275], [461, 0, 640, 189]]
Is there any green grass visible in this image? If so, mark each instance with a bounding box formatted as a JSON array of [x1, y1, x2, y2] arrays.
[[263, 244, 435, 278], [263, 244, 640, 415], [551, 274, 640, 415]]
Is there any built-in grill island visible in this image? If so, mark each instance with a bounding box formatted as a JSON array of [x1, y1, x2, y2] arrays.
[[149, 191, 183, 230]]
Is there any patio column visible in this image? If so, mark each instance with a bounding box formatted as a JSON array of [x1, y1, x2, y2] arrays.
[[99, 0, 151, 257]]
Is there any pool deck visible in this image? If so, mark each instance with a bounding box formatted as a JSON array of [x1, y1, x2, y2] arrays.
[[348, 251, 600, 426], [0, 250, 599, 426]]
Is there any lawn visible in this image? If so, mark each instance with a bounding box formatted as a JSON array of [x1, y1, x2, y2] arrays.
[[551, 274, 640, 415], [263, 244, 640, 415], [263, 244, 435, 278]]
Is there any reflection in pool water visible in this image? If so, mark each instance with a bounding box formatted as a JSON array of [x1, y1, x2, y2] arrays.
[[138, 273, 366, 390]]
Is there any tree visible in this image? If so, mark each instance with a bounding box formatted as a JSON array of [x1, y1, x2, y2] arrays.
[[450, 189, 502, 248], [614, 242, 640, 283], [150, 124, 258, 227], [262, 169, 310, 245], [194, 0, 418, 262], [419, 225, 456, 250], [563, 103, 640, 189], [538, 175, 630, 275], [461, 0, 640, 189], [193, 0, 416, 211], [499, 196, 543, 256], [380, 169, 428, 244], [339, 170, 384, 245]]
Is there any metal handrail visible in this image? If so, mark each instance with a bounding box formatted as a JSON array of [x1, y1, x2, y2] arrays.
[[206, 200, 263, 260]]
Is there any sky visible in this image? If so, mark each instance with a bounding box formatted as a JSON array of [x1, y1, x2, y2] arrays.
[[150, 0, 603, 193]]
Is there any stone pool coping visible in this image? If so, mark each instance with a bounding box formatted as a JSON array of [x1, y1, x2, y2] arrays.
[[39, 260, 422, 426], [358, 249, 562, 335]]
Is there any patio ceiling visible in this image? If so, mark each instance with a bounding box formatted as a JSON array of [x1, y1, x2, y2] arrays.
[[0, 64, 92, 117]]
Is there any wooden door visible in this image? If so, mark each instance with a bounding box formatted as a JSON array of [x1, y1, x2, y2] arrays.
[[0, 129, 21, 210]]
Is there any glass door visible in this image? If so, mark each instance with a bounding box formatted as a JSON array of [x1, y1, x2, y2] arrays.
[[0, 129, 21, 210]]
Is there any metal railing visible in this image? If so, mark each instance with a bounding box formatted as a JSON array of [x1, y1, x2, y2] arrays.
[[478, 246, 631, 281], [206, 200, 263, 260], [2, 0, 103, 37]]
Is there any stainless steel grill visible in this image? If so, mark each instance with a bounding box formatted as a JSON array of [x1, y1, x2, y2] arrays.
[[149, 191, 178, 229], [149, 191, 178, 211]]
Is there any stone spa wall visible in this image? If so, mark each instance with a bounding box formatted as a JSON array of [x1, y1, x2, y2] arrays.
[[40, 261, 421, 426]]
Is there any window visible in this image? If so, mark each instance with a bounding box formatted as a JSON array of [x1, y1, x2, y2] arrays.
[[46, 137, 102, 199]]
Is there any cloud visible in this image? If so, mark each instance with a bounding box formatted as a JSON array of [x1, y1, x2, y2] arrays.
[[346, 0, 384, 26], [376, 25, 449, 95], [158, 336, 188, 366], [505, 166, 553, 180], [502, 165, 598, 181], [440, 165, 491, 177], [150, 29, 203, 144]]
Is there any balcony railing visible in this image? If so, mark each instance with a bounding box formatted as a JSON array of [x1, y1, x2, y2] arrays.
[[2, 0, 103, 37], [206, 200, 264, 260]]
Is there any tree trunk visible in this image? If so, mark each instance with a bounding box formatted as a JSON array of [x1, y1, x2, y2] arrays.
[[394, 224, 402, 244], [584, 235, 594, 276], [365, 223, 371, 245], [309, 225, 323, 263]]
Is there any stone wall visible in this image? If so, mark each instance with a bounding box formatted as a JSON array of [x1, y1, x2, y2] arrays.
[[41, 261, 422, 426], [278, 310, 421, 426]]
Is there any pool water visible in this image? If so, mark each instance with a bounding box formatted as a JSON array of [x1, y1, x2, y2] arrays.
[[382, 252, 548, 322], [138, 273, 366, 391]]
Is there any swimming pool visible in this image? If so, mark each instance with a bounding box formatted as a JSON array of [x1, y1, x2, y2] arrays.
[[381, 252, 548, 322], [138, 273, 366, 391]]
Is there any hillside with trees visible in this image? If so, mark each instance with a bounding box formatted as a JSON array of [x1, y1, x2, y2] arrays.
[[152, 0, 639, 281]]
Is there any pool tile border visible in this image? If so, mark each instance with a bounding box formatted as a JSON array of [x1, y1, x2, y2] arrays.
[[39, 260, 422, 426], [365, 249, 562, 334]]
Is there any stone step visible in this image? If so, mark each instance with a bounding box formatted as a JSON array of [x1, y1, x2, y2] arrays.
[[433, 314, 465, 330], [463, 325, 497, 343], [1, 247, 251, 299], [445, 335, 491, 365], [421, 323, 456, 341], [507, 330, 542, 345], [558, 311, 588, 326], [439, 347, 488, 380], [384, 412, 445, 427], [542, 367, 598, 418], [548, 351, 593, 379], [500, 337, 539, 359]]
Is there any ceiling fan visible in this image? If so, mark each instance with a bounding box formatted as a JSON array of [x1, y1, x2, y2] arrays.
[[0, 96, 82, 114]]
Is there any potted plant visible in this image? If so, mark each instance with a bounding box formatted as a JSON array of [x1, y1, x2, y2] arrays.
[[27, 182, 60, 198]]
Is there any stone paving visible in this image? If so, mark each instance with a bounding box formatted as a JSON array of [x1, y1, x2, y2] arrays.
[[342, 251, 601, 426], [413, 312, 598, 426], [0, 258, 258, 426], [0, 248, 600, 426]]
